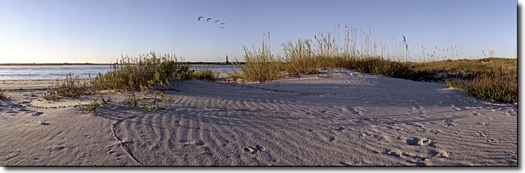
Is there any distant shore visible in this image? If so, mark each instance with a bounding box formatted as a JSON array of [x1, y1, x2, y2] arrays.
[[0, 62, 245, 66]]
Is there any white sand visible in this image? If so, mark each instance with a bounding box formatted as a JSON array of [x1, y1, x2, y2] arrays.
[[0, 69, 517, 166]]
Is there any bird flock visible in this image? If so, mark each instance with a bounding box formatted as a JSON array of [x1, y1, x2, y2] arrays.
[[197, 16, 225, 29]]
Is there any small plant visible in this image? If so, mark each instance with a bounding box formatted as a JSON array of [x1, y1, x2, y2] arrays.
[[81, 100, 100, 113], [44, 73, 90, 101], [126, 70, 174, 111], [192, 68, 217, 81], [43, 91, 60, 102]]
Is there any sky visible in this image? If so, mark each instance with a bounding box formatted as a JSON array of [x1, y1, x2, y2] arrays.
[[0, 0, 518, 63]]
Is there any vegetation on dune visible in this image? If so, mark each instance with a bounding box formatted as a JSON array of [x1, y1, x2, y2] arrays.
[[43, 52, 193, 110], [81, 100, 100, 114], [241, 33, 283, 83], [90, 52, 189, 111], [91, 52, 192, 92], [192, 68, 217, 81], [240, 27, 517, 103], [44, 73, 91, 101]]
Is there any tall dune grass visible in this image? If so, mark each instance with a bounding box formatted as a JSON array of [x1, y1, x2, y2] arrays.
[[89, 52, 191, 110], [91, 52, 192, 91], [192, 67, 217, 81], [240, 26, 517, 103], [242, 33, 283, 83]]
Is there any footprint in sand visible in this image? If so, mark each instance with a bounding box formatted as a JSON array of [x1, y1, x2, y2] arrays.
[[222, 140, 230, 147], [444, 119, 455, 127], [406, 137, 437, 147], [476, 122, 489, 126], [243, 144, 263, 154], [476, 131, 487, 138], [52, 145, 66, 151], [381, 148, 431, 166], [183, 140, 205, 146], [428, 149, 449, 158], [328, 136, 336, 142], [381, 149, 401, 158]]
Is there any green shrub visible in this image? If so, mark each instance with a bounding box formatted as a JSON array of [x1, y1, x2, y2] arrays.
[[44, 73, 90, 101], [238, 26, 517, 103], [446, 65, 517, 103], [82, 100, 100, 113], [91, 52, 191, 92], [193, 68, 217, 81]]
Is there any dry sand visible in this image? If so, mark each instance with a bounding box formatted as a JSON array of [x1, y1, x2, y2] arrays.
[[0, 69, 517, 166]]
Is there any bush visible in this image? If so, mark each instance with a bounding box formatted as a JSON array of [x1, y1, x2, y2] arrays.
[[81, 100, 100, 113], [44, 73, 90, 101], [446, 66, 517, 103], [192, 68, 217, 81], [91, 52, 192, 92], [90, 52, 188, 111]]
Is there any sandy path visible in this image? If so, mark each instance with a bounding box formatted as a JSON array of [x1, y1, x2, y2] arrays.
[[0, 70, 517, 166]]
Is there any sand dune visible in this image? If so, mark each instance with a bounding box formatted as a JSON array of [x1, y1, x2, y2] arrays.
[[0, 70, 517, 166]]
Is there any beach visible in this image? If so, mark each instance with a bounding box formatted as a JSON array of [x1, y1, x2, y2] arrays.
[[0, 69, 517, 166]]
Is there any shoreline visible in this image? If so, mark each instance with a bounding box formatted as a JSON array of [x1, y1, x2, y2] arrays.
[[0, 62, 245, 66]]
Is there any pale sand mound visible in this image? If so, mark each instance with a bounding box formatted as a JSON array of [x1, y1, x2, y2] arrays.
[[0, 70, 517, 166]]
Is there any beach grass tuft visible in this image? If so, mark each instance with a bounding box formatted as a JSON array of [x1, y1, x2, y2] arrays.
[[90, 52, 188, 110], [238, 26, 517, 103], [91, 52, 192, 92], [81, 100, 100, 113], [192, 68, 217, 81], [242, 33, 283, 83], [44, 73, 90, 101]]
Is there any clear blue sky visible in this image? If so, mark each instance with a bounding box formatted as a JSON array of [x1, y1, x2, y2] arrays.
[[0, 0, 517, 63]]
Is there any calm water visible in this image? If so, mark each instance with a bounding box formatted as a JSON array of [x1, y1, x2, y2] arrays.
[[0, 64, 240, 80]]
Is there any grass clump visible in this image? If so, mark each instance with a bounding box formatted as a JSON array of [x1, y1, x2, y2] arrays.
[[192, 68, 217, 81], [44, 73, 90, 101], [344, 57, 415, 78], [81, 100, 100, 113], [445, 61, 517, 103], [91, 52, 192, 91], [242, 33, 283, 83], [127, 70, 175, 111], [238, 26, 517, 103], [91, 52, 189, 111]]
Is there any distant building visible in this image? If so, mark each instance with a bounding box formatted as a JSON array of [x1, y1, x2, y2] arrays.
[[225, 55, 229, 64]]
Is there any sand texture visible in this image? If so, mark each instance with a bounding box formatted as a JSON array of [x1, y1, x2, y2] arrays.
[[0, 70, 517, 166]]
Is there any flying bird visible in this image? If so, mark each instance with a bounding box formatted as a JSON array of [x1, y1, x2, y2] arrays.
[[220, 22, 225, 25], [197, 16, 204, 21], [207, 18, 212, 22], [215, 20, 220, 23], [220, 27, 225, 29]]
